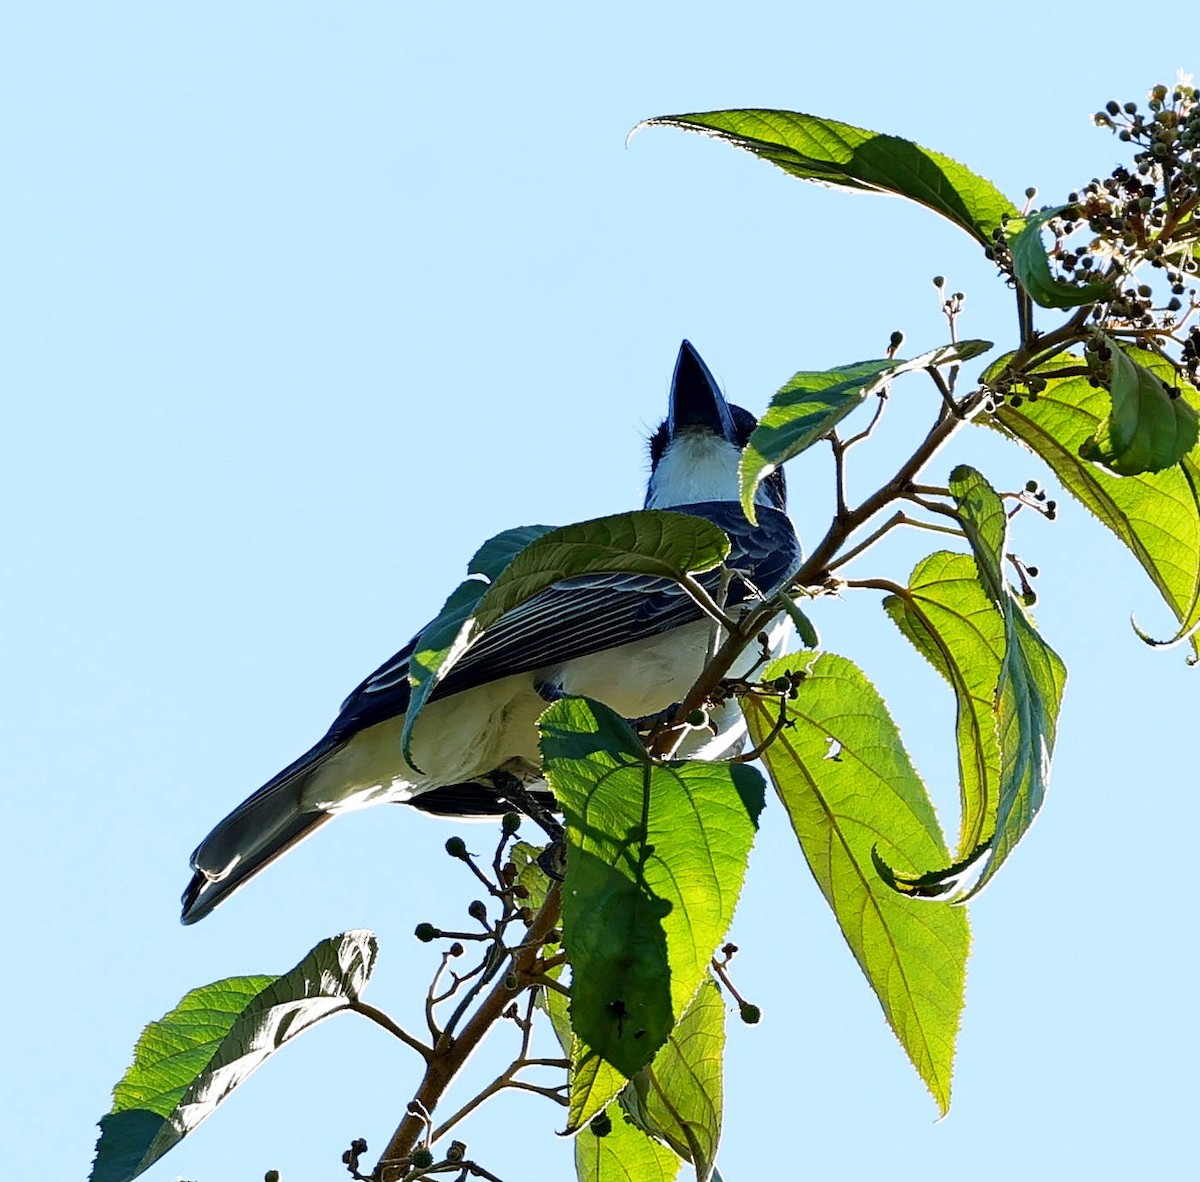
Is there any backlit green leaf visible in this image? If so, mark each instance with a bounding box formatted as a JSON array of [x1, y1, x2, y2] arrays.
[[883, 551, 1005, 858], [950, 467, 1066, 896], [744, 653, 969, 1114], [618, 976, 725, 1182], [641, 109, 1017, 245], [574, 1105, 681, 1182], [739, 342, 992, 521], [91, 932, 377, 1182], [541, 697, 763, 1080], [402, 578, 489, 768], [985, 350, 1200, 656], [1003, 207, 1114, 308], [878, 472, 1066, 900], [1080, 339, 1199, 475], [544, 965, 632, 1137]]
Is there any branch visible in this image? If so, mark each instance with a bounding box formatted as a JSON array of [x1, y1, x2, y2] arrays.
[[374, 883, 563, 1178], [350, 1001, 433, 1062], [647, 386, 989, 756]]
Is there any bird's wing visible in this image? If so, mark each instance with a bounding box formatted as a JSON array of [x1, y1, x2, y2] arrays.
[[183, 504, 798, 922], [331, 502, 800, 740]]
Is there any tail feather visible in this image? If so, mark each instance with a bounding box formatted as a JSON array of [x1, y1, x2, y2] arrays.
[[181, 748, 337, 924]]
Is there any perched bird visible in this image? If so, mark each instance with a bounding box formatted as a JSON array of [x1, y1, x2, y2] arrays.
[[181, 341, 800, 923]]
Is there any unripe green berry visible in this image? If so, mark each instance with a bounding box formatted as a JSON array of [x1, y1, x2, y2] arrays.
[[590, 1112, 613, 1137], [740, 1002, 763, 1024], [445, 835, 468, 859], [501, 811, 521, 835], [411, 1147, 434, 1169], [415, 922, 439, 943], [265, 1171, 281, 1182]]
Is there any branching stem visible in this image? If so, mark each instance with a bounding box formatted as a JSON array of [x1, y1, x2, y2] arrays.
[[374, 885, 563, 1178]]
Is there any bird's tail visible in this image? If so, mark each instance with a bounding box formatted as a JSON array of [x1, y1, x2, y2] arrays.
[[181, 748, 335, 924]]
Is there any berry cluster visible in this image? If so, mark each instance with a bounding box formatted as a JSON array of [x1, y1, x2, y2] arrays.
[[1068, 83, 1200, 332]]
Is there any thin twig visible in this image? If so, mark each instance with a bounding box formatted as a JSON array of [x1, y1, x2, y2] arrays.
[[825, 510, 965, 574], [842, 392, 889, 450], [926, 365, 960, 418], [350, 1001, 433, 1062], [829, 431, 850, 520], [679, 572, 741, 632], [375, 884, 564, 1174], [732, 693, 790, 763]]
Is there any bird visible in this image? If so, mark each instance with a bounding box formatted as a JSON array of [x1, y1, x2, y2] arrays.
[[181, 341, 800, 923]]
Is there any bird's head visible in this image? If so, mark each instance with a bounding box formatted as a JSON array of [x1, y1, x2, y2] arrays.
[[644, 340, 786, 512]]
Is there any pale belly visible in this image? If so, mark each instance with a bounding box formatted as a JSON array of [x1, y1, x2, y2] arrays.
[[301, 614, 790, 813]]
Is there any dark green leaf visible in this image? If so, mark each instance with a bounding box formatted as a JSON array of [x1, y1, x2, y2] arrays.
[[778, 593, 821, 649], [91, 932, 377, 1182], [468, 524, 556, 580], [883, 551, 1005, 858], [744, 654, 969, 1114], [739, 342, 992, 521], [1080, 339, 1199, 475], [984, 350, 1200, 656], [473, 511, 730, 633], [640, 109, 1017, 246], [1003, 207, 1114, 308], [618, 976, 725, 1182], [541, 697, 763, 1080]]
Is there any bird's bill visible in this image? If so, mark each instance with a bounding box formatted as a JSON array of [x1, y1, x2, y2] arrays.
[[669, 340, 737, 443]]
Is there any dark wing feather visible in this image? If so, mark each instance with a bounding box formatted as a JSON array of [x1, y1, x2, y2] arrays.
[[330, 502, 799, 741]]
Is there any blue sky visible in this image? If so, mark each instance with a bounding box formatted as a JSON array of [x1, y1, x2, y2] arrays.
[[3, 3, 1196, 1179]]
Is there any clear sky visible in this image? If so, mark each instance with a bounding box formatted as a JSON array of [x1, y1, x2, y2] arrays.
[[3, 3, 1195, 1179]]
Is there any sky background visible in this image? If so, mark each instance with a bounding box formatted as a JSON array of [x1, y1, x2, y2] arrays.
[[3, 3, 1196, 1180]]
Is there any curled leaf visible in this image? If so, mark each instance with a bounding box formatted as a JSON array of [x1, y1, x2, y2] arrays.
[[1002, 207, 1114, 309], [1080, 339, 1199, 476]]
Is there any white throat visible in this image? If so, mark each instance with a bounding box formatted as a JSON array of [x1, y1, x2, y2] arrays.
[[645, 432, 743, 508]]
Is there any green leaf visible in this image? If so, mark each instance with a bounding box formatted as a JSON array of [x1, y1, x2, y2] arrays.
[[403, 511, 733, 763], [739, 342, 992, 521], [541, 697, 763, 1080], [777, 592, 821, 649], [938, 466, 1066, 897], [988, 605, 1066, 890], [91, 932, 377, 1182], [473, 511, 730, 633], [985, 350, 1200, 656], [468, 523, 556, 580], [640, 109, 1018, 246], [1080, 339, 1199, 475], [542, 941, 632, 1136], [883, 551, 1006, 858], [743, 653, 969, 1115], [574, 1108, 682, 1182], [401, 578, 489, 769], [947, 464, 1008, 603], [618, 976, 725, 1182], [1002, 207, 1114, 308], [567, 1035, 634, 1136]]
